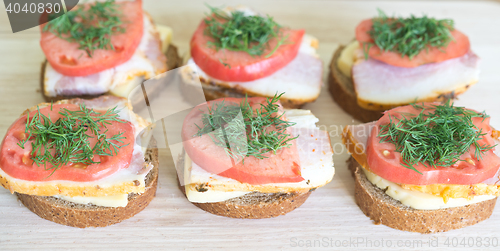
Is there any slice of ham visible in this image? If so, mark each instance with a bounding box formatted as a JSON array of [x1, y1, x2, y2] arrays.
[[44, 14, 166, 97], [352, 51, 480, 106]]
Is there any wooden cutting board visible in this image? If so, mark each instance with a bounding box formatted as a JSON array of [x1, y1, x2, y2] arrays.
[[1, 1, 500, 250]]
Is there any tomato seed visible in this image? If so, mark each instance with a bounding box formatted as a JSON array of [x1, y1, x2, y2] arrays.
[[22, 154, 31, 165], [466, 158, 475, 166], [59, 55, 77, 65], [14, 131, 26, 141], [73, 164, 88, 169]]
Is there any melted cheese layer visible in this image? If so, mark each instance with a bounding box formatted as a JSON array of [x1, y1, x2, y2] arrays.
[[363, 168, 496, 210], [54, 194, 129, 207]]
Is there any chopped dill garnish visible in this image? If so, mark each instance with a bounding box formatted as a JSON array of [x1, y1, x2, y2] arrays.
[[17, 104, 128, 176], [378, 101, 496, 174], [43, 0, 124, 57], [364, 9, 454, 60], [194, 93, 297, 161], [204, 5, 285, 58]]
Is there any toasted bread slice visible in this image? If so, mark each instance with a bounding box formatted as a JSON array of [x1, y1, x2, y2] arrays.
[[16, 145, 158, 228], [176, 154, 312, 219], [348, 157, 497, 233], [40, 44, 182, 103], [328, 46, 470, 123]]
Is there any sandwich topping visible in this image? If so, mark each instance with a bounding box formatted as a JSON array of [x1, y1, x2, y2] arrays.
[[343, 103, 500, 208], [183, 99, 334, 202], [190, 6, 305, 82], [338, 10, 479, 110], [40, 0, 144, 76], [182, 95, 303, 184], [366, 102, 500, 185], [356, 10, 470, 67], [0, 103, 135, 182]]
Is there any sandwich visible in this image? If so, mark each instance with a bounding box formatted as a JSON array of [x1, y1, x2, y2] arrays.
[[0, 96, 157, 228], [40, 0, 181, 102], [342, 102, 500, 233], [178, 94, 334, 218], [180, 6, 322, 108], [330, 10, 480, 122]]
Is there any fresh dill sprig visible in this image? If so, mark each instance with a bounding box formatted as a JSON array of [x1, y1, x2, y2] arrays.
[[43, 0, 124, 57], [378, 101, 496, 174], [195, 93, 297, 161], [17, 104, 129, 176], [204, 5, 284, 57], [365, 9, 454, 59]]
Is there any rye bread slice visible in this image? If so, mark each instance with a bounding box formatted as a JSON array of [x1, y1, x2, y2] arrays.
[[176, 154, 312, 219], [40, 44, 182, 103], [15, 142, 159, 228], [347, 157, 497, 233], [328, 46, 467, 123]]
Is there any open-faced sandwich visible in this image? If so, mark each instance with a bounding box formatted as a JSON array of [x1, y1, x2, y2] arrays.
[[342, 102, 500, 233], [180, 6, 322, 108], [40, 0, 181, 102], [0, 96, 157, 228], [178, 94, 334, 218], [330, 10, 480, 122]]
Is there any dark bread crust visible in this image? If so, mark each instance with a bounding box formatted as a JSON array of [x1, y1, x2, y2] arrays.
[[16, 142, 159, 228], [328, 46, 384, 122], [348, 157, 497, 233], [176, 154, 311, 219], [40, 44, 182, 102]]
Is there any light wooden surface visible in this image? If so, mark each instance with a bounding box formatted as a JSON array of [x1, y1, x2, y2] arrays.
[[1, 1, 500, 250]]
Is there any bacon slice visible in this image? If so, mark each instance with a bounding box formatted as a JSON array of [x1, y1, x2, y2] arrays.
[[182, 34, 323, 103], [352, 51, 480, 110], [44, 14, 166, 97]]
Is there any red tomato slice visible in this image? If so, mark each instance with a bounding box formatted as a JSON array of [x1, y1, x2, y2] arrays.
[[190, 19, 305, 82], [366, 104, 500, 185], [182, 97, 304, 184], [355, 19, 470, 68], [0, 104, 135, 182], [40, 0, 144, 76]]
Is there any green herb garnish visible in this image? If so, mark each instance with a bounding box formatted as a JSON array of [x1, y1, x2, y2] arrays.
[[378, 101, 495, 174], [43, 0, 124, 57], [195, 93, 297, 161], [364, 9, 454, 60], [17, 104, 129, 176], [204, 6, 285, 58]]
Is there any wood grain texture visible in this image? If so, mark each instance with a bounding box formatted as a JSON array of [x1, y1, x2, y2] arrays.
[[1, 1, 500, 250]]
